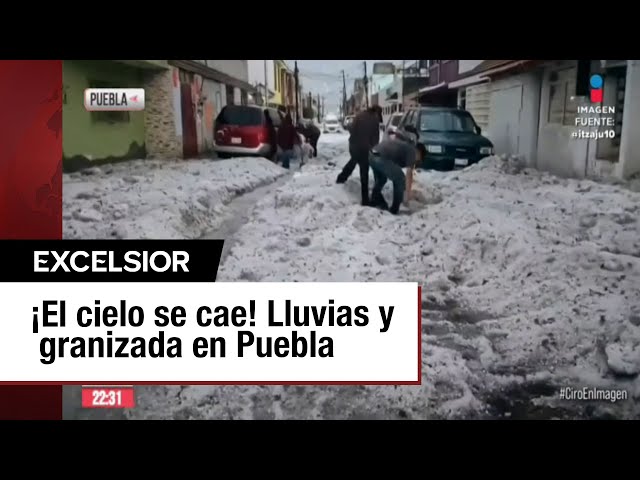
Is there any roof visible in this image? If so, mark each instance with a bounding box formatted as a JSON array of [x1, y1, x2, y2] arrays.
[[408, 106, 466, 112], [459, 60, 514, 78], [449, 60, 538, 89], [169, 60, 256, 93]]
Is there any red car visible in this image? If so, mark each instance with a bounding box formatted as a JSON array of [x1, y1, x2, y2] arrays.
[[214, 105, 283, 158]]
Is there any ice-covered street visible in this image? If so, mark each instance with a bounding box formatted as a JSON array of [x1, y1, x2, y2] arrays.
[[64, 133, 640, 419], [63, 157, 289, 240]]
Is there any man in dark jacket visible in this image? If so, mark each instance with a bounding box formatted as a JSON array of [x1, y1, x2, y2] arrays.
[[264, 110, 277, 162], [277, 113, 300, 169], [336, 105, 382, 206], [369, 137, 426, 214]]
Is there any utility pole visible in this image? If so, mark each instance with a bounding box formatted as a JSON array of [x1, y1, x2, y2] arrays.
[[263, 60, 269, 107], [294, 61, 300, 123], [317, 93, 321, 121], [342, 69, 347, 120], [363, 61, 369, 109], [321, 97, 325, 119]]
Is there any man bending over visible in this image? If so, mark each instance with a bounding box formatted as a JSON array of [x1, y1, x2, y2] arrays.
[[369, 137, 426, 214]]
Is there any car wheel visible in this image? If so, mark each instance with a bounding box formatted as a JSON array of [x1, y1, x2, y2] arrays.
[[217, 153, 231, 159]]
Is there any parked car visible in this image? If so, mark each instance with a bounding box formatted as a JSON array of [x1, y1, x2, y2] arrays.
[[395, 107, 494, 171], [213, 105, 283, 158], [323, 114, 341, 133], [383, 112, 404, 141], [343, 115, 355, 131]]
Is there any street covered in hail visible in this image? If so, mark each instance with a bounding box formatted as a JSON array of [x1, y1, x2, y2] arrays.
[[64, 133, 640, 419]]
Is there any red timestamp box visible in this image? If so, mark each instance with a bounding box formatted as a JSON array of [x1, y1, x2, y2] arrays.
[[81, 386, 135, 408]]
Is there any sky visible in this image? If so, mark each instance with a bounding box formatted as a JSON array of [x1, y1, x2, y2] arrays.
[[286, 60, 402, 115]]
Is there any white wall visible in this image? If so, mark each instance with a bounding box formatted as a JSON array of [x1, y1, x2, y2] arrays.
[[459, 60, 483, 75], [536, 61, 590, 177], [205, 60, 249, 82], [487, 71, 542, 165], [247, 60, 275, 88], [618, 60, 640, 178], [586, 60, 640, 179]]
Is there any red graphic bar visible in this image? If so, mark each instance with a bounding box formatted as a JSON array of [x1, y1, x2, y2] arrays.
[[0, 60, 63, 420], [591, 89, 603, 103], [82, 387, 136, 409]]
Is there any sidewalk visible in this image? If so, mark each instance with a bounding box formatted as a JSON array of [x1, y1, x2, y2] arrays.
[[63, 157, 288, 240]]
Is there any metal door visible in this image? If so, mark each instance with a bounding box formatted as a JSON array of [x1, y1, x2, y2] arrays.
[[180, 83, 198, 158], [489, 85, 523, 156]]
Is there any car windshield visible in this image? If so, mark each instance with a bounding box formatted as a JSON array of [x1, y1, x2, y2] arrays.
[[217, 106, 263, 126], [326, 119, 338, 124], [390, 115, 402, 126], [419, 110, 476, 133]]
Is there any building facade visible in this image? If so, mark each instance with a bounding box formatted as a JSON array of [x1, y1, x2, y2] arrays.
[[169, 60, 254, 158], [453, 59, 640, 180], [62, 59, 256, 170], [62, 60, 172, 171]]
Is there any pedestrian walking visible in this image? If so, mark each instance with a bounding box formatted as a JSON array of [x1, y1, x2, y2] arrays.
[[277, 113, 300, 169], [368, 137, 426, 214], [336, 105, 383, 206]]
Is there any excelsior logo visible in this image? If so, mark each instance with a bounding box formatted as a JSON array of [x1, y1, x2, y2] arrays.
[[84, 88, 145, 111]]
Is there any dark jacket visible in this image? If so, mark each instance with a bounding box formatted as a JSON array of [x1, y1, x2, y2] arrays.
[[298, 121, 320, 142], [349, 110, 380, 151], [372, 138, 415, 168], [267, 125, 277, 150], [278, 117, 300, 150]]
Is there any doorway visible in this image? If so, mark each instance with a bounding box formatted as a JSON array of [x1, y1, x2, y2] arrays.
[[180, 83, 198, 158]]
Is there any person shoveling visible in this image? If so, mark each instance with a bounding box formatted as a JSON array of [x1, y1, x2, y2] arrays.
[[368, 129, 426, 215]]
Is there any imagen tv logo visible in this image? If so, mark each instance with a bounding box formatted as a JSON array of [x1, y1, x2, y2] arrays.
[[590, 74, 603, 103], [84, 88, 145, 111]]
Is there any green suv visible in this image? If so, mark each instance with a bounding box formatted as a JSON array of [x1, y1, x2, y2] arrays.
[[396, 107, 494, 171]]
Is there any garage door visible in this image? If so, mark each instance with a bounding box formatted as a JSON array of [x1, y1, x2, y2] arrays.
[[465, 83, 492, 130], [489, 85, 523, 156]]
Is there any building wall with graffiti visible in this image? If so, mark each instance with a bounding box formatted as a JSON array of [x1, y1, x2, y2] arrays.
[[176, 70, 230, 156]]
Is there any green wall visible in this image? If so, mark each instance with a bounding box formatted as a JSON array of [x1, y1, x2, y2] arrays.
[[63, 60, 146, 170]]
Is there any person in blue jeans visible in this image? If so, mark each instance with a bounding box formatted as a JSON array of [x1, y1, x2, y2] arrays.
[[369, 138, 426, 214]]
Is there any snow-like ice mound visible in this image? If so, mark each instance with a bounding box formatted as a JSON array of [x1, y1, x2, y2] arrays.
[[140, 145, 640, 420], [63, 157, 288, 239]]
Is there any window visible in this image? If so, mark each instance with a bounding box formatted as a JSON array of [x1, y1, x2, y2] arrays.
[[419, 110, 476, 133], [563, 85, 579, 126], [548, 83, 565, 124], [89, 80, 130, 124], [216, 106, 263, 126], [401, 111, 411, 127], [404, 110, 415, 127], [268, 109, 282, 127], [547, 67, 578, 125], [225, 84, 234, 106], [459, 89, 467, 110], [215, 91, 222, 112]]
